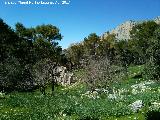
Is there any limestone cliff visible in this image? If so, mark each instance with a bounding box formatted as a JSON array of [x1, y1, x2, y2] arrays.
[[102, 16, 160, 41]]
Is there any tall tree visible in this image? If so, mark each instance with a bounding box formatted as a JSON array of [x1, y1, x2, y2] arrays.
[[144, 26, 160, 81], [0, 19, 24, 91], [66, 43, 84, 68], [129, 21, 159, 64], [83, 33, 100, 58]]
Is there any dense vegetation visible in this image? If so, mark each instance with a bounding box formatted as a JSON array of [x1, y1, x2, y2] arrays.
[[65, 21, 160, 90], [0, 18, 160, 119], [0, 66, 160, 120], [0, 19, 67, 93]]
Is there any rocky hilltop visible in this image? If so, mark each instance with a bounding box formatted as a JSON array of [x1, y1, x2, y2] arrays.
[[102, 16, 160, 41]]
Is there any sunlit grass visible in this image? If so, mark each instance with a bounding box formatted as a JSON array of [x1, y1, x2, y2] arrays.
[[0, 65, 159, 120]]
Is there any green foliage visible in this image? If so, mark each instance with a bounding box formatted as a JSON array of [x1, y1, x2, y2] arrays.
[[0, 71, 159, 120], [15, 22, 36, 40], [1, 16, 160, 120], [145, 110, 160, 120], [65, 33, 116, 69], [0, 19, 19, 61], [129, 21, 159, 64], [65, 43, 85, 68], [0, 18, 64, 92], [36, 24, 62, 42], [0, 57, 22, 90], [83, 33, 100, 57], [145, 27, 160, 80], [115, 40, 134, 66]]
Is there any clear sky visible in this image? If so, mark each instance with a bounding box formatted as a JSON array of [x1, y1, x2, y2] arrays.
[[0, 0, 160, 49]]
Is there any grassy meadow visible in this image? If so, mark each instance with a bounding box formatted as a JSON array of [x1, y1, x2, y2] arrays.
[[0, 65, 160, 120]]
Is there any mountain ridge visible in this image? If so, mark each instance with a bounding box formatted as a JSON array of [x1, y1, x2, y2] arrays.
[[102, 16, 160, 41]]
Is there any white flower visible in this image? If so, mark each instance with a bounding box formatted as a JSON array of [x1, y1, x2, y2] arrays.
[[131, 80, 155, 94], [96, 96, 100, 99], [144, 81, 155, 85], [81, 91, 100, 99], [151, 102, 160, 108], [129, 100, 143, 112], [149, 102, 160, 111], [134, 117, 137, 120], [85, 91, 90, 95], [0, 92, 4, 96], [92, 91, 98, 95], [102, 88, 109, 93], [132, 89, 138, 95], [108, 94, 117, 100], [95, 88, 100, 91], [0, 92, 5, 98], [131, 81, 154, 89]]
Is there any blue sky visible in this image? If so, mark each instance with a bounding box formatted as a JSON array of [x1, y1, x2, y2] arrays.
[[0, 0, 160, 49]]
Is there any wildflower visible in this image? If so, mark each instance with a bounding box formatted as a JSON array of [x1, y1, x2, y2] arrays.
[[102, 88, 109, 93], [134, 117, 137, 120], [108, 94, 117, 100], [151, 102, 160, 108], [129, 100, 143, 112], [132, 88, 138, 95], [81, 91, 99, 99], [149, 101, 160, 111], [0, 92, 5, 98]]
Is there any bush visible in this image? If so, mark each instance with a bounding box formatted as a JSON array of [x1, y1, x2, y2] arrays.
[[0, 57, 23, 92], [84, 57, 126, 91], [145, 110, 160, 120], [143, 27, 160, 82]]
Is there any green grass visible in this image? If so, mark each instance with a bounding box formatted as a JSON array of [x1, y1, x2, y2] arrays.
[[106, 113, 145, 120], [0, 65, 159, 120], [127, 65, 144, 78]]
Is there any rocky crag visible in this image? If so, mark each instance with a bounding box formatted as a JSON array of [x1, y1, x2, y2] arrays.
[[102, 16, 160, 41]]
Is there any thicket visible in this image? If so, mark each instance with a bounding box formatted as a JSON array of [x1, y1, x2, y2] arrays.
[[0, 19, 66, 93], [65, 21, 160, 90], [0, 18, 160, 93]]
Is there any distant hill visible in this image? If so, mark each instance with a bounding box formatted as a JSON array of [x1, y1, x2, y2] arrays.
[[102, 16, 160, 41]]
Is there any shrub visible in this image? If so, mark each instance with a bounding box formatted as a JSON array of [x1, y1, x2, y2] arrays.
[[145, 110, 160, 120], [84, 57, 126, 91]]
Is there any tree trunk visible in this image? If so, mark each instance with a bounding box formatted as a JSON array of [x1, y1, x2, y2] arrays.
[[40, 86, 45, 95], [51, 77, 56, 95]]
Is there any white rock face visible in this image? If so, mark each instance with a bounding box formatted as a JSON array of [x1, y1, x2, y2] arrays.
[[155, 16, 160, 24], [111, 20, 136, 41], [102, 17, 160, 41], [129, 100, 143, 112], [102, 20, 136, 41]]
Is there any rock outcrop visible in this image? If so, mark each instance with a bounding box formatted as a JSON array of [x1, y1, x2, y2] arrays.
[[155, 16, 160, 24], [102, 16, 160, 41], [54, 66, 74, 86]]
